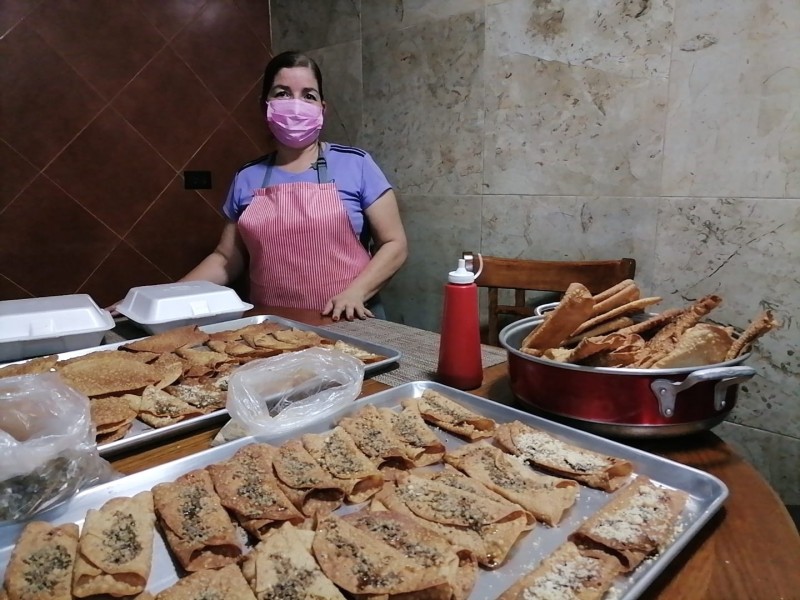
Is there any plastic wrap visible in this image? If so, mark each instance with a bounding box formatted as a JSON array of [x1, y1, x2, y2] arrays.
[[226, 347, 365, 437], [0, 373, 117, 523]]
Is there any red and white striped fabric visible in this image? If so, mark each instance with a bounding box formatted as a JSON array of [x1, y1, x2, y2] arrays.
[[238, 181, 370, 310]]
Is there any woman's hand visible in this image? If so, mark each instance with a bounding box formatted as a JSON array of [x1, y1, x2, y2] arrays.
[[322, 289, 374, 321]]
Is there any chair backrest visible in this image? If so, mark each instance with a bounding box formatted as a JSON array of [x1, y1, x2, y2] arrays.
[[462, 253, 636, 346]]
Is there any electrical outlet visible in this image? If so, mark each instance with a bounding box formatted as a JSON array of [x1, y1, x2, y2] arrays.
[[184, 170, 212, 190]]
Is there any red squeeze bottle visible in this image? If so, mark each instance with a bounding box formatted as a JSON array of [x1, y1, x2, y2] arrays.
[[436, 258, 483, 389]]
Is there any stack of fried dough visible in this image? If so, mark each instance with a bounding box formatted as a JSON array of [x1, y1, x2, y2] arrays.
[[2, 390, 688, 600], [520, 280, 779, 369], [0, 323, 385, 444]]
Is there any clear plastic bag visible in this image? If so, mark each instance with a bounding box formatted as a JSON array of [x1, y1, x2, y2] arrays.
[[227, 347, 365, 437], [0, 372, 118, 523]]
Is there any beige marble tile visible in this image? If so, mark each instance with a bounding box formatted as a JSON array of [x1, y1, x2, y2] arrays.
[[661, 1, 800, 197], [480, 195, 659, 291], [488, 0, 674, 78], [362, 0, 486, 35], [361, 10, 485, 196], [382, 194, 482, 331], [651, 197, 800, 437], [484, 45, 668, 196], [310, 42, 362, 147], [270, 0, 361, 52], [716, 421, 800, 505]]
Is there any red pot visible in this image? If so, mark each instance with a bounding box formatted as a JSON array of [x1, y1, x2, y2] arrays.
[[499, 315, 756, 438]]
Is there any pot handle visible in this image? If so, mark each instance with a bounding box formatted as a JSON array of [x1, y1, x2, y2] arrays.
[[650, 366, 756, 418], [534, 302, 560, 317]]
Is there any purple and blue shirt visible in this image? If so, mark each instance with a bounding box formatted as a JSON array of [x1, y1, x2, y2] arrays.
[[222, 143, 392, 238]]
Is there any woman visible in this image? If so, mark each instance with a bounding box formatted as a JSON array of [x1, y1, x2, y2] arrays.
[[183, 51, 407, 321]]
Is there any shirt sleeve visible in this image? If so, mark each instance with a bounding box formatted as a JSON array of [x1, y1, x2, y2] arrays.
[[360, 151, 392, 210], [221, 173, 241, 221]]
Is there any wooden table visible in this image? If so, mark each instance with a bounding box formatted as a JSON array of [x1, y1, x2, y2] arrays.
[[109, 307, 800, 599]]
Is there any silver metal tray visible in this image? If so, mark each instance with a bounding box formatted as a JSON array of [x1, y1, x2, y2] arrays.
[[0, 381, 727, 599], [4, 315, 401, 458]]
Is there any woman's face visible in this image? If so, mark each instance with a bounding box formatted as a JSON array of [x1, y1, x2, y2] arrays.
[[266, 66, 324, 108]]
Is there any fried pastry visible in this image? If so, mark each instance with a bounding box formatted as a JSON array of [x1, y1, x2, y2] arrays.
[[272, 439, 347, 517], [3, 521, 79, 600], [72, 491, 155, 598], [207, 443, 305, 539], [522, 283, 594, 350], [405, 390, 496, 440], [155, 563, 256, 600], [242, 523, 345, 599], [151, 469, 242, 572], [379, 404, 446, 467], [445, 443, 579, 526], [498, 541, 622, 599], [123, 325, 209, 354], [570, 476, 687, 571], [495, 421, 633, 491], [339, 404, 413, 469]]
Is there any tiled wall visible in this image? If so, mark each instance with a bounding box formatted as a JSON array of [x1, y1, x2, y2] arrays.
[[270, 0, 800, 503], [1, 0, 273, 307]]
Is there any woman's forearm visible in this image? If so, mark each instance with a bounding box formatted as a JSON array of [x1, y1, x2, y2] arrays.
[[345, 238, 408, 301], [180, 222, 246, 285]]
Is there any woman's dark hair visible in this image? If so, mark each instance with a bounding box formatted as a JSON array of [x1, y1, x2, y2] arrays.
[[259, 51, 324, 106]]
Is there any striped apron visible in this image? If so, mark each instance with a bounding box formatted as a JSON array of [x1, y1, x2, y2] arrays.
[[237, 155, 371, 310]]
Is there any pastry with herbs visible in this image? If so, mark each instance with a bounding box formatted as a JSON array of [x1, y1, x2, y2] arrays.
[[3, 521, 79, 600], [445, 442, 579, 526], [301, 427, 384, 504], [338, 404, 413, 470], [151, 469, 242, 572], [498, 541, 622, 600], [155, 563, 256, 600], [495, 421, 633, 491], [404, 390, 496, 440], [207, 443, 305, 539], [241, 523, 345, 600], [570, 476, 688, 571], [72, 491, 155, 597]]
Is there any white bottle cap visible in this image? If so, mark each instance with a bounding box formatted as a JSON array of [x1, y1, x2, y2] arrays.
[[448, 258, 475, 284]]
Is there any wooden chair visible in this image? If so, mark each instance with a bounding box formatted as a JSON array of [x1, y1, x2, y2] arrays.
[[462, 253, 636, 346]]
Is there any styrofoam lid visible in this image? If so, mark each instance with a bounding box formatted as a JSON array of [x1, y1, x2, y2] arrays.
[[116, 281, 253, 324], [0, 294, 115, 342]]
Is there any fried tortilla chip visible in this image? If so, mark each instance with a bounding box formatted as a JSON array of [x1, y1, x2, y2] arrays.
[[570, 476, 687, 571], [522, 283, 594, 350], [643, 294, 722, 356], [651, 323, 735, 369], [155, 563, 256, 600], [241, 523, 346, 600], [498, 541, 622, 600], [124, 325, 209, 354], [0, 355, 58, 379], [3, 522, 78, 600], [331, 340, 385, 364], [405, 390, 496, 440], [542, 332, 635, 364], [302, 427, 384, 503], [72, 491, 155, 598], [90, 396, 137, 435], [379, 404, 446, 467], [152, 469, 242, 572], [591, 280, 640, 316], [445, 443, 579, 526], [96, 422, 133, 444], [726, 309, 780, 360], [272, 328, 325, 347], [565, 316, 635, 346], [570, 296, 663, 337], [57, 354, 162, 397], [495, 421, 633, 491], [207, 443, 305, 539]]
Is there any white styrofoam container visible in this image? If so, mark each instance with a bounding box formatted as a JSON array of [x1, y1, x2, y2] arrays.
[[116, 281, 253, 334], [0, 294, 115, 362]]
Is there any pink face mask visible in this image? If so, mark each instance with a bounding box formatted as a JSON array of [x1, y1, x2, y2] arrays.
[[266, 98, 323, 148]]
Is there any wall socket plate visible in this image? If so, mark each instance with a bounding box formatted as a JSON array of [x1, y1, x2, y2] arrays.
[[184, 170, 212, 190]]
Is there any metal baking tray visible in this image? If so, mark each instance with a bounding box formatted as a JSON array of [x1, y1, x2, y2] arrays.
[[2, 315, 401, 458], [0, 381, 726, 599]]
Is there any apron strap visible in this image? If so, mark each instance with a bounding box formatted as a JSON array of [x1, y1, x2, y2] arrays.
[[260, 144, 329, 187]]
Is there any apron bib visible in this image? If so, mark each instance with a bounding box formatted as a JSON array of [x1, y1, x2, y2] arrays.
[[237, 154, 371, 310]]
